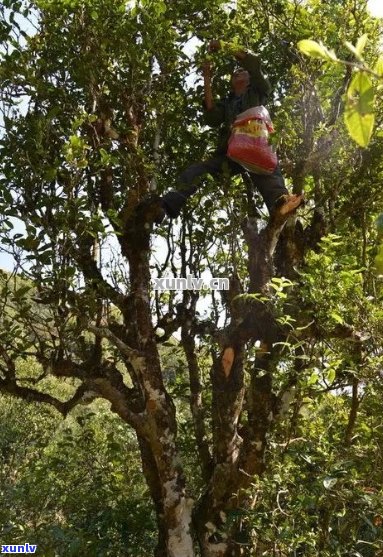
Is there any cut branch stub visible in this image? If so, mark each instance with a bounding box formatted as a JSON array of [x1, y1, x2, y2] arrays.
[[222, 347, 235, 378]]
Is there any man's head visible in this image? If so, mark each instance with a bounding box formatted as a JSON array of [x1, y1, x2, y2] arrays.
[[231, 67, 250, 95]]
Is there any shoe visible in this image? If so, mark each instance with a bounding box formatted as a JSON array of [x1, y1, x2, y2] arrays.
[[135, 195, 166, 225], [273, 194, 304, 216]]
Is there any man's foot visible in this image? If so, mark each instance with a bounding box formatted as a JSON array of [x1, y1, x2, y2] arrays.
[[135, 195, 166, 225], [274, 194, 304, 216]]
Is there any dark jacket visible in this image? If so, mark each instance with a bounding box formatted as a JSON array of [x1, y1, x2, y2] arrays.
[[204, 52, 272, 153]]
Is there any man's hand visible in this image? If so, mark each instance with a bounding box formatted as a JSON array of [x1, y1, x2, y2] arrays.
[[208, 39, 247, 60], [208, 39, 221, 53]]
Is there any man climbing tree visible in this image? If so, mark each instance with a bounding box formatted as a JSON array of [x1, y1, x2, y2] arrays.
[[141, 39, 303, 224], [2, 2, 382, 556]]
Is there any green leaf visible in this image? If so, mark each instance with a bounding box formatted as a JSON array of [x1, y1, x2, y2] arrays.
[[330, 312, 344, 324], [345, 34, 368, 61], [376, 213, 383, 234], [344, 72, 375, 147], [374, 244, 383, 275], [308, 372, 319, 385], [14, 285, 32, 298], [69, 134, 82, 147], [44, 168, 57, 181], [356, 34, 368, 57], [220, 39, 244, 55], [345, 41, 360, 60], [297, 39, 326, 58], [297, 39, 337, 61], [374, 56, 383, 77], [326, 368, 336, 384]]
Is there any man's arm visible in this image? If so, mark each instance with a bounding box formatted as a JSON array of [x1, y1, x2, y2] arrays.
[[202, 59, 225, 126], [209, 40, 272, 98], [235, 50, 272, 97]]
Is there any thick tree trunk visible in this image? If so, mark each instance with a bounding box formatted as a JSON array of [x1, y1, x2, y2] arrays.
[[137, 437, 169, 557], [120, 223, 195, 557], [131, 350, 195, 557], [190, 215, 301, 557], [117, 196, 316, 557], [135, 393, 194, 556]]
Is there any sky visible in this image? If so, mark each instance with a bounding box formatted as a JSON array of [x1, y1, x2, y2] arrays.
[[367, 0, 383, 18]]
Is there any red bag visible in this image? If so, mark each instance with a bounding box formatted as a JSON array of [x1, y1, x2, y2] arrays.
[[227, 106, 278, 175]]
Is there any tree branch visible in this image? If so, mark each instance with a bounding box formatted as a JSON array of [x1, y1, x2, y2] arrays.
[[86, 324, 143, 363], [181, 324, 213, 481], [0, 379, 88, 416]]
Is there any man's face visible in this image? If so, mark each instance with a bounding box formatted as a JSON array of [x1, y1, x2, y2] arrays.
[[231, 69, 250, 92]]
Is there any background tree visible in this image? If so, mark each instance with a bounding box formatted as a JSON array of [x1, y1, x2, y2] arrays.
[[0, 0, 382, 556]]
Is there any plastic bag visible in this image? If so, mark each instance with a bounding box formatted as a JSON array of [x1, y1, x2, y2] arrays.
[[227, 106, 278, 175]]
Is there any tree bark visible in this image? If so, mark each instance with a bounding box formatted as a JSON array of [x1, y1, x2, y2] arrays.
[[119, 214, 195, 557]]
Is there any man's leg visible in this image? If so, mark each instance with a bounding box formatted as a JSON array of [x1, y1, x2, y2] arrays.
[[162, 155, 241, 218], [249, 166, 302, 215]]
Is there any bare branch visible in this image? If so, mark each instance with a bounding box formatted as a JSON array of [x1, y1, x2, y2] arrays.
[[181, 323, 212, 481], [0, 379, 88, 416], [0, 345, 16, 380], [87, 324, 143, 362]]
